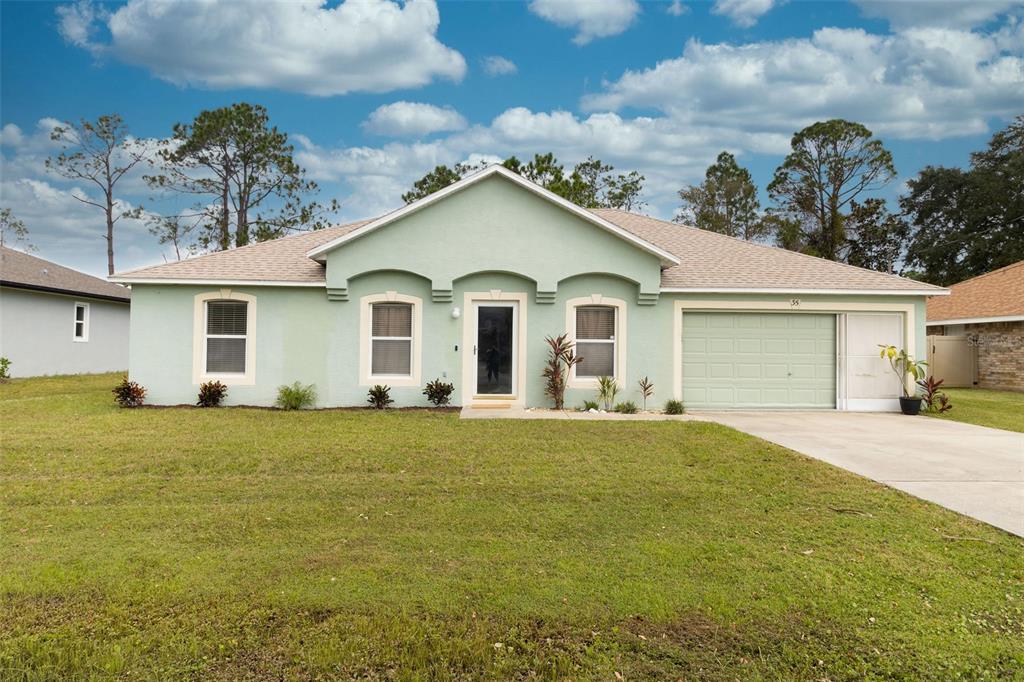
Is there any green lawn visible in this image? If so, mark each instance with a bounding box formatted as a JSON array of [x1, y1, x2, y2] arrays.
[[925, 387, 1024, 433], [2, 374, 1022, 680]]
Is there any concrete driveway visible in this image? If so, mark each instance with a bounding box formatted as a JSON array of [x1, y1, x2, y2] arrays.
[[697, 412, 1024, 537]]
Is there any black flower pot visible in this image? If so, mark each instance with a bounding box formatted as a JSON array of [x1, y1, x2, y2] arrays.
[[899, 396, 923, 416]]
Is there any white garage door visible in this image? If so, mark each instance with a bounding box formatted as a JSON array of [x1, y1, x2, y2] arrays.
[[682, 312, 837, 409]]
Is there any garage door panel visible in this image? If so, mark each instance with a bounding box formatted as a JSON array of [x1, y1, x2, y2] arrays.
[[737, 338, 761, 354], [790, 339, 816, 354], [736, 363, 761, 379], [709, 338, 734, 353], [682, 312, 835, 409]]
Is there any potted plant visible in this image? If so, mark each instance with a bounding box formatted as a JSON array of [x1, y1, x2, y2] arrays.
[[878, 345, 928, 415]]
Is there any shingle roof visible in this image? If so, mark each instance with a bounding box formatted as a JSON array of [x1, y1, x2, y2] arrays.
[[112, 219, 374, 283], [926, 260, 1024, 322], [1, 246, 130, 301], [111, 208, 944, 294], [590, 209, 944, 293]]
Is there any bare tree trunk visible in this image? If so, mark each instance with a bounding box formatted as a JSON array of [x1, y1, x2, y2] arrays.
[[236, 198, 249, 247], [105, 189, 115, 275], [220, 179, 231, 251]]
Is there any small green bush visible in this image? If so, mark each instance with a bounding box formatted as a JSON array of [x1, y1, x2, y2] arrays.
[[0, 356, 11, 381], [614, 401, 638, 414], [581, 400, 600, 411], [664, 399, 684, 415], [596, 376, 619, 411], [112, 376, 146, 407], [196, 380, 228, 407], [275, 382, 316, 410], [422, 378, 455, 406], [367, 384, 394, 409]]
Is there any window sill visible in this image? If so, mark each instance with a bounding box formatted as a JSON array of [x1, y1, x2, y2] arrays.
[[363, 374, 418, 387], [197, 372, 255, 386]]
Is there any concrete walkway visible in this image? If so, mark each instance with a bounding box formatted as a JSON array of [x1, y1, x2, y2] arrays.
[[697, 412, 1024, 537], [460, 407, 696, 421]]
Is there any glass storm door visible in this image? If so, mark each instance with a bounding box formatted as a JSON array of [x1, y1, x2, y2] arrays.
[[475, 303, 516, 396]]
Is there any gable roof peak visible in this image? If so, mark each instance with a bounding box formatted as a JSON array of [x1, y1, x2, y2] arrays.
[[304, 164, 680, 266]]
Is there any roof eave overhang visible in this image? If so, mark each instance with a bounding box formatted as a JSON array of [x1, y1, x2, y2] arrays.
[[660, 287, 950, 296], [305, 165, 680, 267], [926, 314, 1024, 326], [1, 280, 130, 303], [108, 277, 325, 287]]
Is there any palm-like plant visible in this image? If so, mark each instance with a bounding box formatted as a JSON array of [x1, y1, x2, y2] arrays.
[[597, 376, 619, 411], [638, 376, 654, 411], [878, 345, 927, 397], [543, 334, 582, 410]]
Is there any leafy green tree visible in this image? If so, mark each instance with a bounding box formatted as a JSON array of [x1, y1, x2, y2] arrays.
[[677, 151, 763, 240], [145, 214, 201, 261], [146, 103, 335, 252], [401, 163, 479, 203], [768, 120, 896, 261], [902, 115, 1024, 285], [0, 208, 34, 251], [402, 153, 645, 210], [844, 198, 909, 274], [47, 114, 149, 274]]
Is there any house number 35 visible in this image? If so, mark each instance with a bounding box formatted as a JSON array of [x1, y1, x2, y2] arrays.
[[790, 298, 801, 308]]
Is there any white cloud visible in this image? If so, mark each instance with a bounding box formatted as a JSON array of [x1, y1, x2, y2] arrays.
[[529, 0, 640, 44], [0, 124, 25, 147], [583, 26, 1024, 140], [667, 1, 690, 17], [55, 0, 106, 50], [712, 0, 776, 28], [481, 56, 518, 76], [56, 0, 467, 96], [363, 102, 468, 137], [854, 0, 1021, 29]]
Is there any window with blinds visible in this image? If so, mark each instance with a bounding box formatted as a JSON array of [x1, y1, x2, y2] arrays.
[[576, 306, 615, 377], [206, 300, 247, 373], [371, 303, 413, 376]]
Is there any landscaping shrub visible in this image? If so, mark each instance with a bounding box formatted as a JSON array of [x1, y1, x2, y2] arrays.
[[367, 384, 394, 409], [638, 376, 654, 411], [422, 378, 455, 406], [918, 376, 953, 413], [664, 399, 684, 415], [275, 382, 317, 410], [112, 376, 146, 407], [542, 334, 582, 409], [581, 400, 600, 411], [614, 401, 638, 414], [0, 356, 10, 382], [597, 376, 618, 411], [196, 380, 228, 407]]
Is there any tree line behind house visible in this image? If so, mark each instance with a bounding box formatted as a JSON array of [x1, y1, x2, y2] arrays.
[[1, 104, 1019, 286]]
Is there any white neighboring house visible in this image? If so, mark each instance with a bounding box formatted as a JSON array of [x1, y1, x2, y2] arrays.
[[0, 246, 130, 377]]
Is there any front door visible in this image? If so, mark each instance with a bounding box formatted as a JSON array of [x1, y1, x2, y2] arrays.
[[474, 303, 517, 396]]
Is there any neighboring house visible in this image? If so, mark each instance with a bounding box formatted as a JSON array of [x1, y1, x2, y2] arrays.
[[111, 165, 946, 411], [926, 261, 1024, 392], [1, 246, 130, 377]]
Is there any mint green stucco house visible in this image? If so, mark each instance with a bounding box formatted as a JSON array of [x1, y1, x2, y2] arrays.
[[112, 165, 947, 411]]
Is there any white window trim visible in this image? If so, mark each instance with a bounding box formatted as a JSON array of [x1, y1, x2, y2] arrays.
[[360, 291, 422, 387], [566, 295, 627, 389], [192, 290, 257, 386], [73, 302, 90, 342]]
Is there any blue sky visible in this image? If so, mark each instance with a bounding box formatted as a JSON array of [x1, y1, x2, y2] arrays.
[[1, 0, 1022, 277]]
